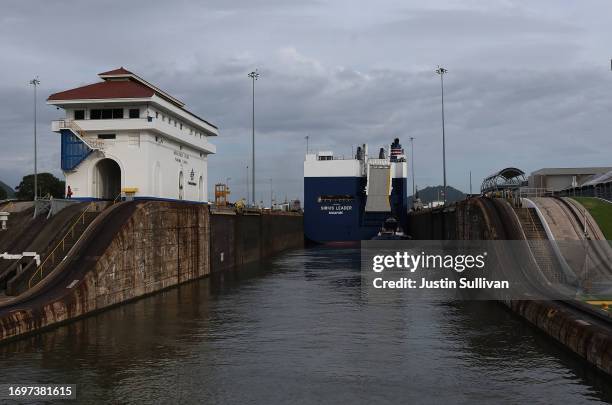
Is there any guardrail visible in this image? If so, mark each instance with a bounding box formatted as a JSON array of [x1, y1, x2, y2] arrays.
[[28, 202, 96, 288], [54, 119, 105, 150]]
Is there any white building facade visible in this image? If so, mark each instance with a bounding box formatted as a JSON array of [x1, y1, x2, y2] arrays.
[[47, 67, 218, 202]]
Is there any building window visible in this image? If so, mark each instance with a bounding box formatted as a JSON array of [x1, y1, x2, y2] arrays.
[[162, 115, 165, 122], [74, 110, 85, 120], [155, 111, 159, 119], [98, 134, 116, 139], [129, 108, 140, 119], [180, 123, 183, 130], [91, 108, 124, 119]]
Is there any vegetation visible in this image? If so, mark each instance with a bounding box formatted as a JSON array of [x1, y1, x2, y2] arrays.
[[572, 197, 612, 240], [0, 180, 14, 198], [0, 187, 6, 200], [409, 185, 466, 204], [15, 173, 65, 200]]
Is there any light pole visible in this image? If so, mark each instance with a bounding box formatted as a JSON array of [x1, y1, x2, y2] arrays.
[[435, 65, 448, 205], [409, 136, 415, 197], [246, 165, 249, 204], [469, 171, 472, 195], [226, 177, 231, 202], [29, 77, 40, 201], [269, 178, 273, 208], [248, 70, 259, 206]]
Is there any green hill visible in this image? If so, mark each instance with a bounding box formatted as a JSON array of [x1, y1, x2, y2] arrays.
[[408, 185, 465, 205], [0, 180, 15, 198]]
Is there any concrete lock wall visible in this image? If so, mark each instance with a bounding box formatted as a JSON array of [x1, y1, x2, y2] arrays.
[[210, 212, 304, 273], [0, 202, 303, 342], [0, 202, 210, 342], [408, 198, 612, 377]]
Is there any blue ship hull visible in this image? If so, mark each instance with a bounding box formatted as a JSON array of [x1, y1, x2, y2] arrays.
[[304, 176, 407, 243]]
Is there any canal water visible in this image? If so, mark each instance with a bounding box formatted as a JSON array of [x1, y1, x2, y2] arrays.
[[1, 247, 611, 404]]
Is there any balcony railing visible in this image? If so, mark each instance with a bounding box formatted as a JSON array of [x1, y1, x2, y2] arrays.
[[53, 119, 105, 150]]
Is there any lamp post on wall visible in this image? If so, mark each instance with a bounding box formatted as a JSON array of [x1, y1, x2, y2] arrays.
[[269, 178, 273, 209], [246, 165, 249, 204], [226, 177, 231, 203], [248, 70, 259, 206], [29, 77, 40, 201], [435, 65, 448, 205], [409, 137, 415, 197]]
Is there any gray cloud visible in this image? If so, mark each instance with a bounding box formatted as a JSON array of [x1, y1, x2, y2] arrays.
[[1, 0, 611, 201]]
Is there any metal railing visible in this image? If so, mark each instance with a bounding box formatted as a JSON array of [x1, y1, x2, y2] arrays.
[[28, 202, 96, 288], [55, 119, 105, 150], [2, 201, 14, 211], [112, 192, 123, 205], [517, 188, 554, 198]]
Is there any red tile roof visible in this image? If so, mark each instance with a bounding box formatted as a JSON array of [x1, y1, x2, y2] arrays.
[[98, 67, 133, 76], [48, 80, 154, 101]]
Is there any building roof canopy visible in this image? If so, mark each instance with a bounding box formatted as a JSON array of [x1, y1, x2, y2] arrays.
[[481, 167, 526, 193], [47, 67, 218, 132]]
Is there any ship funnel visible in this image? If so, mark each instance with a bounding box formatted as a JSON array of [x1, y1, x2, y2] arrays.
[[379, 148, 386, 159]]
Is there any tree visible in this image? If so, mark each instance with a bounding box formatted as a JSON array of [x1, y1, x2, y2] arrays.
[[0, 187, 6, 200], [15, 173, 65, 200]]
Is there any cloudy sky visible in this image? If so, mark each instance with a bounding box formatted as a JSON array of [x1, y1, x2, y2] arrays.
[[1, 0, 611, 201]]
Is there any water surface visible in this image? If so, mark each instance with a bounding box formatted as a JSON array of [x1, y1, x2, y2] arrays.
[[1, 247, 611, 404]]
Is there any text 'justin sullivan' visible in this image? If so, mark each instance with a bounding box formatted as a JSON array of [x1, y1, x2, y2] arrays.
[[370, 252, 510, 290]]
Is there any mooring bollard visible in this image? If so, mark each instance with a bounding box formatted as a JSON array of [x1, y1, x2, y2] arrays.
[[0, 211, 9, 230]]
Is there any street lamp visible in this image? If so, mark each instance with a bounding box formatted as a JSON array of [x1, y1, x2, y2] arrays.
[[409, 136, 415, 197], [246, 165, 249, 204], [248, 70, 259, 206], [435, 65, 448, 205], [226, 177, 231, 202], [29, 77, 40, 201]]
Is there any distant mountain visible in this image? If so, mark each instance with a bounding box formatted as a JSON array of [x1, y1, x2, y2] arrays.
[[0, 180, 15, 198], [408, 185, 465, 205]]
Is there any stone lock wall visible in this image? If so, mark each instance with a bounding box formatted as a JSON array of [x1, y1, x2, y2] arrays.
[[0, 202, 305, 343], [91, 202, 210, 308], [0, 201, 210, 342], [210, 212, 304, 273]]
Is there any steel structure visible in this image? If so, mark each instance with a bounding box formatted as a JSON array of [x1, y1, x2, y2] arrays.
[[481, 167, 526, 194]]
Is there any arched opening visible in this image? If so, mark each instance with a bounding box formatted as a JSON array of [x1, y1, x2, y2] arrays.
[[179, 171, 184, 200], [93, 158, 121, 200], [198, 175, 203, 201]]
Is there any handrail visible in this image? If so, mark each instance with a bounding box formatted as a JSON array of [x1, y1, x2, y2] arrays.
[[2, 201, 14, 211], [57, 119, 104, 150], [112, 192, 123, 205], [28, 202, 96, 288]]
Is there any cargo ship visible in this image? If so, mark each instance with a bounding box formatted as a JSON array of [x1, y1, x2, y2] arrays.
[[303, 138, 409, 243]]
